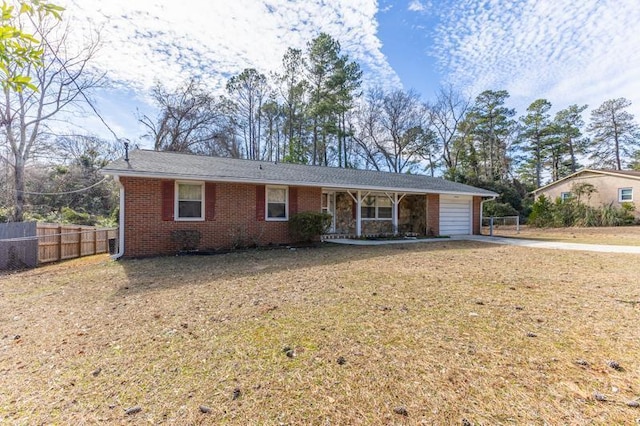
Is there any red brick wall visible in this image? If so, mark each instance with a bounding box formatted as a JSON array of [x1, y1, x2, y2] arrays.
[[472, 196, 481, 235], [426, 194, 439, 236], [120, 177, 321, 257]]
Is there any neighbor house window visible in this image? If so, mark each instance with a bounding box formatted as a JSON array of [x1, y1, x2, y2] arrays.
[[560, 192, 572, 201], [619, 188, 633, 202], [266, 186, 288, 220], [176, 182, 204, 220], [361, 195, 392, 219]]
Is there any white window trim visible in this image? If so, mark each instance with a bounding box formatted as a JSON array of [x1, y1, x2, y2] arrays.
[[619, 187, 633, 202], [266, 185, 289, 221], [175, 181, 205, 221], [560, 192, 572, 201]]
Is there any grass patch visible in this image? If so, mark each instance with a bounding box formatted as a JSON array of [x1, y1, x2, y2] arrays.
[[1, 242, 639, 424]]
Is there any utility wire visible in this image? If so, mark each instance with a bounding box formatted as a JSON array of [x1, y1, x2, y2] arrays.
[[17, 176, 109, 195]]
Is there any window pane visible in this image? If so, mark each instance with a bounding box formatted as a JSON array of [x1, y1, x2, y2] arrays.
[[362, 196, 375, 207], [321, 193, 328, 208], [378, 196, 391, 207], [621, 188, 632, 201], [268, 203, 286, 218], [268, 188, 286, 203], [361, 206, 376, 218], [378, 207, 392, 219], [179, 184, 202, 201], [179, 200, 202, 218]]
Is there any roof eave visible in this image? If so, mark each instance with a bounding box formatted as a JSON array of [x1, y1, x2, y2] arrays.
[[100, 169, 497, 197], [532, 168, 640, 194]]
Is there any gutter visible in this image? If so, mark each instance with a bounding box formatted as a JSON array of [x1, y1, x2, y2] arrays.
[[479, 195, 498, 235], [111, 175, 125, 259]]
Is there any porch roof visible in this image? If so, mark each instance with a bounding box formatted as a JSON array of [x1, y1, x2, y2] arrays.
[[101, 149, 497, 197]]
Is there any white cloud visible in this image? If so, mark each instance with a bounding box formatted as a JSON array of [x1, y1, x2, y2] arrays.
[[408, 1, 426, 12], [60, 0, 400, 95], [432, 0, 640, 118]]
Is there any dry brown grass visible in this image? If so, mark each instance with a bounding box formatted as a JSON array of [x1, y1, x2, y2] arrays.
[[485, 225, 640, 246], [1, 241, 639, 425]]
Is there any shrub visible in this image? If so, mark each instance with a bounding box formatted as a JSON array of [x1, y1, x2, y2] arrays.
[[483, 200, 519, 218], [528, 195, 553, 227], [528, 196, 636, 227], [61, 207, 95, 226], [289, 211, 332, 242]]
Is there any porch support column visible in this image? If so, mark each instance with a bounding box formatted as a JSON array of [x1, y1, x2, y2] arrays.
[[356, 190, 361, 237], [392, 193, 398, 235]]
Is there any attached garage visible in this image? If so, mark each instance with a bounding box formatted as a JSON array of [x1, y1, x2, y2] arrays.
[[439, 195, 472, 235]]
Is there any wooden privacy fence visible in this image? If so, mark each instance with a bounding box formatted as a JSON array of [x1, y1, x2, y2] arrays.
[[0, 222, 118, 269], [37, 224, 118, 264]]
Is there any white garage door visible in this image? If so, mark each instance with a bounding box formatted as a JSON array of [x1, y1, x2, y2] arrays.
[[440, 195, 472, 235]]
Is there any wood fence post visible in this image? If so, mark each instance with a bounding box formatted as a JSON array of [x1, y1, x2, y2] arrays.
[[93, 228, 98, 255], [78, 227, 82, 257], [57, 225, 62, 262]]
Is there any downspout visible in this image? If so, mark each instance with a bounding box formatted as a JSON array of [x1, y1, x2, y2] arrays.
[[111, 175, 125, 259], [479, 196, 497, 236]]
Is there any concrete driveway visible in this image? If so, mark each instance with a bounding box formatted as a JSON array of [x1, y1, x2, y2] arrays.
[[453, 235, 640, 254]]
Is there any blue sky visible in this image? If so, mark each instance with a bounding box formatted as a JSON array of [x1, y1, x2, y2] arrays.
[[57, 0, 640, 147]]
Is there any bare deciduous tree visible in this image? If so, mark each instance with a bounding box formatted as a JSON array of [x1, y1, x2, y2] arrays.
[[1, 11, 101, 221], [140, 79, 221, 153]]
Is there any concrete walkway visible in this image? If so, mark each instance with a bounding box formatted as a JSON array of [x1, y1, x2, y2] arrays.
[[326, 235, 640, 254], [453, 235, 640, 254]]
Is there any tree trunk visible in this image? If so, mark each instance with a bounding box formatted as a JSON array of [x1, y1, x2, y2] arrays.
[[13, 154, 25, 222]]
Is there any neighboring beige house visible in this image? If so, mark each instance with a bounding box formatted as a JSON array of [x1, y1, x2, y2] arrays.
[[532, 169, 640, 218]]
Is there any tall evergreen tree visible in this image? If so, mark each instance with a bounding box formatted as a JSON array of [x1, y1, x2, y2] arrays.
[[517, 99, 552, 188], [587, 98, 639, 170], [277, 48, 308, 164], [305, 33, 361, 166], [226, 68, 268, 160], [466, 90, 516, 182], [548, 104, 588, 178]]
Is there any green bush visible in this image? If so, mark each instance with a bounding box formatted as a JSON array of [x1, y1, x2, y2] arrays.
[[289, 211, 332, 242], [528, 196, 636, 228], [528, 195, 553, 227], [61, 207, 94, 226], [483, 200, 519, 218]]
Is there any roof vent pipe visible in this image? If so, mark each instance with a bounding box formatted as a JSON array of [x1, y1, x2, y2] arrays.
[[123, 140, 129, 162]]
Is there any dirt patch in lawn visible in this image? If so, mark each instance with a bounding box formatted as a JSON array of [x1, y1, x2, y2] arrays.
[[485, 225, 640, 246], [1, 242, 639, 424]]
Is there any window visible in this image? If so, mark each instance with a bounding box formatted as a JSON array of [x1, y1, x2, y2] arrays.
[[176, 182, 204, 220], [619, 188, 633, 202], [361, 196, 376, 218], [266, 186, 288, 220], [560, 192, 572, 201], [361, 195, 393, 219]]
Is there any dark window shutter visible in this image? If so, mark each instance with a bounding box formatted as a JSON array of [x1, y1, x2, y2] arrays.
[[205, 182, 216, 221], [161, 180, 174, 221], [256, 185, 265, 221], [352, 199, 357, 220], [289, 187, 298, 217]]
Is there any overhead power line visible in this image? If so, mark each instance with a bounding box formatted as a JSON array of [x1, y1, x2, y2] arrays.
[[17, 176, 109, 195]]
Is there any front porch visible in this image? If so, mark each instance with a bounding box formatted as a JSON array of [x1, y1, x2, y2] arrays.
[[321, 190, 438, 239]]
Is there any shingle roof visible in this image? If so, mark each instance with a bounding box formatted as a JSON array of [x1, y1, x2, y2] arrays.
[[532, 168, 640, 193], [101, 149, 498, 197]]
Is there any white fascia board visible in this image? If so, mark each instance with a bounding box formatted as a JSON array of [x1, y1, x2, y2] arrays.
[[100, 170, 497, 198]]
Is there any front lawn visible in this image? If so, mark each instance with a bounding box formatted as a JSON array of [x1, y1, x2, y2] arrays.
[[1, 242, 639, 424]]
